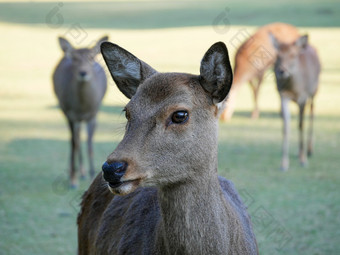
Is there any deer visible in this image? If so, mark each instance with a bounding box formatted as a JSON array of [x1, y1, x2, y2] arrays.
[[220, 23, 300, 121], [53, 35, 108, 187], [77, 42, 258, 254], [269, 33, 321, 171]]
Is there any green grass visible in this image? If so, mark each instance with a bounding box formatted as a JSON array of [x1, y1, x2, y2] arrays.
[[1, 1, 340, 254], [0, 0, 339, 29]]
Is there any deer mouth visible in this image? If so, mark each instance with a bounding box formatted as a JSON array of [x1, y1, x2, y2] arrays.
[[107, 178, 142, 195], [108, 179, 138, 188]]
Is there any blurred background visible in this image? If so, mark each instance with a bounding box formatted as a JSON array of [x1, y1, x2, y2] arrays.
[[0, 0, 339, 254]]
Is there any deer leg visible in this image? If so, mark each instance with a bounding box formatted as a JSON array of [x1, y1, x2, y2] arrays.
[[281, 96, 290, 171], [249, 75, 263, 119], [220, 89, 237, 121], [307, 99, 314, 157], [299, 102, 307, 166], [220, 81, 244, 121], [87, 118, 96, 178], [68, 120, 81, 188], [75, 123, 85, 180]]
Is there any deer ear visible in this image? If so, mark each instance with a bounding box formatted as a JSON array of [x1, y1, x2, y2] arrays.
[[92, 35, 109, 55], [295, 34, 308, 49], [58, 37, 73, 54], [101, 42, 157, 99], [269, 32, 280, 50], [199, 42, 233, 104]]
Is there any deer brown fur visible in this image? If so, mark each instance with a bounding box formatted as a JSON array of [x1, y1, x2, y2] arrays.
[[220, 23, 300, 121], [77, 42, 258, 254], [270, 34, 321, 171], [53, 36, 108, 187]]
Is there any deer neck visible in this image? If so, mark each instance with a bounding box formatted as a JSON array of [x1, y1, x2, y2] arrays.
[[75, 79, 97, 106], [155, 167, 232, 255]]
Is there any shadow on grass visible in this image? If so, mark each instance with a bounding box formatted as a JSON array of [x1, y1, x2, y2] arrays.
[[2, 137, 116, 191], [232, 110, 340, 122], [0, 1, 339, 29], [100, 104, 124, 115], [4, 137, 115, 165], [233, 110, 279, 120], [46, 104, 124, 116]]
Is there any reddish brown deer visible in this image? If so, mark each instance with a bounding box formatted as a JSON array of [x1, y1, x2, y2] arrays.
[[270, 34, 321, 171], [77, 42, 258, 254], [220, 23, 300, 121], [53, 36, 108, 187]]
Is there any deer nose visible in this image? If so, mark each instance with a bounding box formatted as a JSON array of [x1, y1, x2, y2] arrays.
[[79, 71, 87, 78], [276, 68, 289, 78], [102, 161, 127, 184]]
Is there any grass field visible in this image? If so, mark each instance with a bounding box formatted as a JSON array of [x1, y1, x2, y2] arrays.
[[0, 1, 340, 254]]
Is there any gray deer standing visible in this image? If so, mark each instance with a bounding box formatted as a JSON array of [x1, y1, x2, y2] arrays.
[[53, 36, 108, 187], [270, 34, 321, 171], [77, 42, 258, 254]]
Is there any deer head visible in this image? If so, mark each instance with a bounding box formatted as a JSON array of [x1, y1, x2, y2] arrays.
[[101, 42, 233, 195], [58, 35, 108, 82], [270, 33, 309, 80]]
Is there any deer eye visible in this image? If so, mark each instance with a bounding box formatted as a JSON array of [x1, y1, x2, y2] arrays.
[[171, 111, 189, 124]]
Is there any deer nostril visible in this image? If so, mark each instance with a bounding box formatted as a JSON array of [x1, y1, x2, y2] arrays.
[[276, 69, 286, 78], [79, 71, 87, 77], [102, 161, 128, 183], [113, 162, 127, 173]]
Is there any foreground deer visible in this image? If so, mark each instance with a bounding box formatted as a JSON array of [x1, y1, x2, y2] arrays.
[[220, 23, 300, 121], [77, 42, 258, 254], [270, 34, 321, 171], [53, 36, 108, 187]]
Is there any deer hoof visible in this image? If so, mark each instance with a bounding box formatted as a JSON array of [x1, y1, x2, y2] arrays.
[[300, 160, 308, 168], [307, 150, 312, 157], [280, 165, 288, 171], [69, 183, 78, 189], [280, 159, 289, 171], [251, 111, 259, 119]]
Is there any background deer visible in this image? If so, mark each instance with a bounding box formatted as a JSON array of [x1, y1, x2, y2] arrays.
[[270, 34, 321, 171], [220, 23, 300, 121], [53, 36, 108, 187], [77, 42, 258, 254]]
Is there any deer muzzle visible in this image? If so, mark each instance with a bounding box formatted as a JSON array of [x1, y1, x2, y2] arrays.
[[102, 161, 142, 195]]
